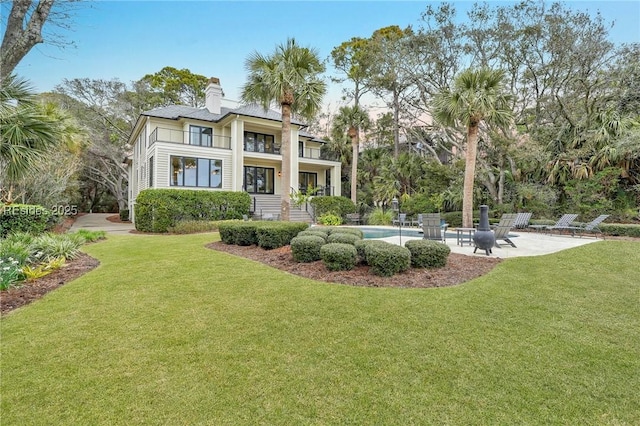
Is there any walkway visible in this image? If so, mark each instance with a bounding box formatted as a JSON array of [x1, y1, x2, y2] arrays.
[[69, 213, 135, 235]]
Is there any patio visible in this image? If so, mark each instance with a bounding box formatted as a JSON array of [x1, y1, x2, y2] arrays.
[[359, 226, 600, 258]]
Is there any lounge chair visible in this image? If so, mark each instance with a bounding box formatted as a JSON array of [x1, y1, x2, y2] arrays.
[[530, 213, 579, 235], [422, 213, 447, 243], [565, 214, 609, 238], [493, 213, 518, 248], [411, 213, 423, 228], [513, 212, 532, 229]]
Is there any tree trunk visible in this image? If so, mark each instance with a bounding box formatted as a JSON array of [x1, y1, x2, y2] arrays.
[[462, 124, 479, 228], [280, 102, 292, 221], [349, 126, 358, 205], [0, 0, 55, 83]]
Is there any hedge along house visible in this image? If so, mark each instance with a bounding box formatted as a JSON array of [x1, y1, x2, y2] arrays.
[[126, 77, 342, 223]]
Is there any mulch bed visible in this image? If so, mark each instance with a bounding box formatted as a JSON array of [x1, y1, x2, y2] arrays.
[[1, 252, 100, 315], [207, 241, 502, 288]]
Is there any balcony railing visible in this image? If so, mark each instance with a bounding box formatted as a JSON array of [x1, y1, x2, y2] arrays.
[[299, 147, 323, 160], [150, 127, 231, 149]]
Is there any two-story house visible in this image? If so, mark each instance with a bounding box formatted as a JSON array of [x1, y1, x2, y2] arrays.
[[126, 77, 341, 222]]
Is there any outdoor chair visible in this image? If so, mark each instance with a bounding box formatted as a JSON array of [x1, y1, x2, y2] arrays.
[[564, 214, 610, 238], [513, 212, 532, 229], [422, 213, 447, 243], [412, 213, 424, 228], [530, 213, 579, 235], [493, 213, 518, 248]]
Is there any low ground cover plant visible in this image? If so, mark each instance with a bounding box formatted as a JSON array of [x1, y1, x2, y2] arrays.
[[0, 230, 105, 290]]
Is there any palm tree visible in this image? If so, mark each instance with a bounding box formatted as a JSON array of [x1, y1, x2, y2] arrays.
[[241, 38, 326, 221], [332, 105, 370, 204], [433, 68, 513, 227], [1, 75, 62, 189]]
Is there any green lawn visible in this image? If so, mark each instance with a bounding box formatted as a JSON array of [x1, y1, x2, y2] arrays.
[[2, 234, 639, 425]]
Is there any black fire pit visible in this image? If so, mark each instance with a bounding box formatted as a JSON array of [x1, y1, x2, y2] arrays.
[[473, 205, 496, 256]]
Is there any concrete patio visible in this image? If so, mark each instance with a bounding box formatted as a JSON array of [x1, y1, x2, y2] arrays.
[[367, 226, 600, 258]]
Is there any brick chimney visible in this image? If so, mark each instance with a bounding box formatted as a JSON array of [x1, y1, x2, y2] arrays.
[[205, 77, 223, 114]]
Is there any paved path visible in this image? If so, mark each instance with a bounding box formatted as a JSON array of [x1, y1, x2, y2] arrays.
[[69, 213, 135, 235]]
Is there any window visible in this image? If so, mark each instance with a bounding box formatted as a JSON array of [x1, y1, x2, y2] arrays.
[[189, 125, 213, 147], [170, 156, 222, 188], [299, 141, 304, 157], [244, 132, 276, 154], [149, 156, 154, 187], [244, 166, 275, 194], [299, 172, 317, 193]]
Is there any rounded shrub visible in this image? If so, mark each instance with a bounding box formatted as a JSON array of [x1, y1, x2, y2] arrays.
[[218, 220, 258, 245], [327, 232, 360, 245], [365, 242, 411, 277], [334, 227, 364, 238], [296, 230, 328, 240], [320, 243, 357, 271], [354, 239, 388, 264], [290, 235, 326, 263], [405, 239, 451, 268], [256, 222, 309, 250]]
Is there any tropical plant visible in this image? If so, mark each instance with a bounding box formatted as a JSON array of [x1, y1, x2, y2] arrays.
[[241, 38, 327, 221], [0, 75, 63, 185], [433, 68, 513, 227]]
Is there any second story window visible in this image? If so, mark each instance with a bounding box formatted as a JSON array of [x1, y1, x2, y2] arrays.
[[190, 125, 213, 147], [244, 132, 277, 154]]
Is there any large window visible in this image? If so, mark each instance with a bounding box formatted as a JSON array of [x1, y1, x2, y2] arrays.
[[299, 171, 317, 193], [244, 166, 275, 194], [244, 132, 277, 154], [190, 125, 213, 147], [170, 156, 222, 188]]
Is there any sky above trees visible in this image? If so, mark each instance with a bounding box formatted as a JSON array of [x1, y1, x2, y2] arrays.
[[7, 0, 640, 110]]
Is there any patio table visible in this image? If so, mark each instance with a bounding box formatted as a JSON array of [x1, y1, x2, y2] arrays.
[[456, 227, 476, 246]]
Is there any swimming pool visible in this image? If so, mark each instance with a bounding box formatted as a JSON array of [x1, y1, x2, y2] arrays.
[[353, 226, 445, 239]]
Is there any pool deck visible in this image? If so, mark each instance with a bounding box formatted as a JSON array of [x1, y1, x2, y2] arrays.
[[335, 225, 600, 259]]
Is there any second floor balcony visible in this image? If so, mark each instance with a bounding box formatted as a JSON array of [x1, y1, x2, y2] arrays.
[[150, 127, 231, 149]]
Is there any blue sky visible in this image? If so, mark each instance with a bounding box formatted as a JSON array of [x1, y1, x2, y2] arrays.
[[7, 0, 640, 109]]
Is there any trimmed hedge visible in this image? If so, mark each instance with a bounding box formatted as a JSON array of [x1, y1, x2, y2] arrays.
[[365, 241, 411, 277], [0, 204, 56, 237], [218, 220, 308, 249], [134, 189, 250, 233], [335, 227, 364, 238], [327, 232, 360, 245], [320, 243, 358, 271], [291, 235, 326, 262], [405, 239, 451, 268], [256, 222, 309, 250], [600, 223, 640, 238], [354, 239, 388, 264], [296, 230, 329, 240]]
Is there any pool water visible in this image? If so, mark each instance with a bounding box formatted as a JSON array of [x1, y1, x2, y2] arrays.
[[356, 226, 454, 239]]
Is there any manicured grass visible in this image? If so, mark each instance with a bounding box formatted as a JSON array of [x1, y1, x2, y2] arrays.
[[2, 234, 639, 425]]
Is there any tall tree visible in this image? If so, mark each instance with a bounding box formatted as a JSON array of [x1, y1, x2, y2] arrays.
[[433, 68, 513, 227], [241, 38, 326, 221], [140, 66, 209, 107], [0, 0, 81, 83], [332, 105, 371, 204], [366, 26, 415, 158]]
